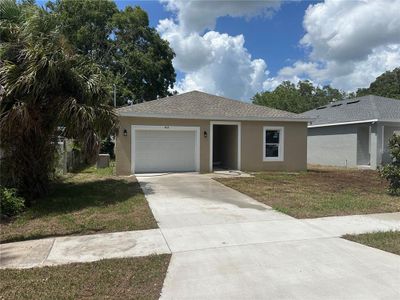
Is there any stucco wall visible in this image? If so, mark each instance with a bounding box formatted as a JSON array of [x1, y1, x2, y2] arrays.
[[381, 123, 400, 164], [116, 116, 308, 175], [116, 117, 210, 175], [240, 121, 307, 171], [307, 123, 384, 169], [308, 125, 358, 168]]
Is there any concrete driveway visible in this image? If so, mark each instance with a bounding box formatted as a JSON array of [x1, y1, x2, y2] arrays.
[[137, 173, 400, 300]]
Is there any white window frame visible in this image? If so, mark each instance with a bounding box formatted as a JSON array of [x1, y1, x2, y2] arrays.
[[263, 126, 284, 162]]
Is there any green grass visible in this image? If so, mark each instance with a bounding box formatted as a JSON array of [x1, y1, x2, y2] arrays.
[[343, 231, 400, 255], [0, 255, 171, 299], [216, 168, 400, 218], [77, 161, 116, 177], [0, 165, 157, 243]]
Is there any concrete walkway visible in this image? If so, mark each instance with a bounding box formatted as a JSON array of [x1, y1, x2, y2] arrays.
[[0, 229, 170, 269], [137, 173, 400, 300], [1, 173, 399, 299]]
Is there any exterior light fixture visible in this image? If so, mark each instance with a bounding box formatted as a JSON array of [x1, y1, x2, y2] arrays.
[[204, 131, 207, 138], [123, 129, 128, 136]]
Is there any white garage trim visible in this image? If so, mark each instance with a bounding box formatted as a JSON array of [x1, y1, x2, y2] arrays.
[[131, 125, 200, 174], [209, 121, 241, 172]]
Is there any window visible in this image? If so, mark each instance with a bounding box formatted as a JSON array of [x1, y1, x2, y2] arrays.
[[263, 126, 284, 161]]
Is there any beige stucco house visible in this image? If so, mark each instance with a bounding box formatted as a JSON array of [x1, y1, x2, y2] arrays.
[[115, 91, 311, 175]]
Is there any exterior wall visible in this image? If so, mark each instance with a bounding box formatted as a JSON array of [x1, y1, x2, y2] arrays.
[[307, 125, 358, 168], [241, 121, 307, 171], [369, 123, 378, 169], [356, 126, 370, 166], [116, 117, 210, 175], [116, 116, 308, 175], [380, 122, 400, 164], [307, 123, 382, 169]]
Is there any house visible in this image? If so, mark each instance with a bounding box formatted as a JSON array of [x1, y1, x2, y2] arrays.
[[301, 95, 400, 169], [115, 91, 310, 175]]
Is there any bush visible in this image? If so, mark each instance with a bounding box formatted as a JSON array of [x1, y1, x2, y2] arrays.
[[100, 137, 115, 159], [379, 134, 400, 195], [0, 187, 25, 217]]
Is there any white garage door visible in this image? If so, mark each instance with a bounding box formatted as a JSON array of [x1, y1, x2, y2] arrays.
[[133, 126, 199, 173]]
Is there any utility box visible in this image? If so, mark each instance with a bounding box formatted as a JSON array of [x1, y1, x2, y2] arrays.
[[97, 154, 110, 169]]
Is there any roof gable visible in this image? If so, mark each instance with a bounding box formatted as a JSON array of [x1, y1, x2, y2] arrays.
[[301, 95, 400, 126], [117, 90, 309, 122]]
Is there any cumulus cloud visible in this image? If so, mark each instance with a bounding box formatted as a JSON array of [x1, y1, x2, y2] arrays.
[[158, 0, 400, 97], [272, 0, 400, 91], [301, 0, 400, 63], [157, 0, 282, 100], [174, 32, 268, 100], [160, 0, 281, 33]]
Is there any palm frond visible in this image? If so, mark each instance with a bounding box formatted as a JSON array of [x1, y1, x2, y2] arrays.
[[0, 0, 21, 22]]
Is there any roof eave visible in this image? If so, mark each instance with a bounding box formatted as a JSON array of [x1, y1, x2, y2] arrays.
[[308, 119, 381, 128], [118, 112, 313, 122]]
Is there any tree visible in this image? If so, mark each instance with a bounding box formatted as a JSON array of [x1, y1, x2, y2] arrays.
[[379, 134, 400, 196], [45, 0, 117, 63], [252, 80, 347, 113], [47, 0, 176, 105], [356, 67, 400, 99], [0, 0, 116, 202], [110, 6, 176, 104]]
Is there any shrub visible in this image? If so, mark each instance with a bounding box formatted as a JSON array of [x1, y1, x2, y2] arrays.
[[379, 134, 400, 195], [100, 137, 115, 159], [0, 187, 25, 217]]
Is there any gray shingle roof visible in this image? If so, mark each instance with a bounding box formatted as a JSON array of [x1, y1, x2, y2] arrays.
[[301, 95, 400, 126], [117, 90, 309, 121]]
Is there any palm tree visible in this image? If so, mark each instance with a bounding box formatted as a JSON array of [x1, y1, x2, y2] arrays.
[[0, 0, 116, 202]]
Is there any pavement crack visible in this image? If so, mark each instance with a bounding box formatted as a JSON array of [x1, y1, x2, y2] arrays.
[[41, 238, 56, 266]]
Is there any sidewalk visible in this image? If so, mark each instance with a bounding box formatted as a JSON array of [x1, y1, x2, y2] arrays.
[[0, 229, 170, 269], [1, 212, 398, 270]]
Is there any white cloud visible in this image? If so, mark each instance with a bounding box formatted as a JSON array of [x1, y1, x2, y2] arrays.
[[301, 0, 400, 63], [157, 19, 212, 72], [157, 0, 282, 100], [159, 0, 400, 97], [272, 0, 400, 91], [161, 0, 281, 33]]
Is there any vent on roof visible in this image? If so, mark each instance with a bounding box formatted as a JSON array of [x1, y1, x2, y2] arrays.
[[316, 106, 327, 110], [346, 100, 360, 105], [331, 103, 342, 107]]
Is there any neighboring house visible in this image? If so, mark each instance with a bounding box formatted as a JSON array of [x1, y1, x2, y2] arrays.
[[115, 91, 310, 175], [301, 95, 400, 170]]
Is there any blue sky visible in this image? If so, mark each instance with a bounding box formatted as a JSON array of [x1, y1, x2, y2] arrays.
[[215, 1, 311, 75], [115, 0, 400, 100], [115, 0, 315, 85], [38, 0, 400, 100]]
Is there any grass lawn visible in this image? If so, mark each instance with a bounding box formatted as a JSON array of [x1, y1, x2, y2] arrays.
[[0, 254, 170, 299], [343, 231, 400, 256], [0, 164, 157, 243], [216, 168, 400, 218]]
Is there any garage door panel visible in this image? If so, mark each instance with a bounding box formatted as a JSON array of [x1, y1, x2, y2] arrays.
[[134, 129, 198, 173]]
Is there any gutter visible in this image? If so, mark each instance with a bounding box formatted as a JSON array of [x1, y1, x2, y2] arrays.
[[118, 112, 314, 123], [308, 119, 378, 128], [308, 119, 400, 128]]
